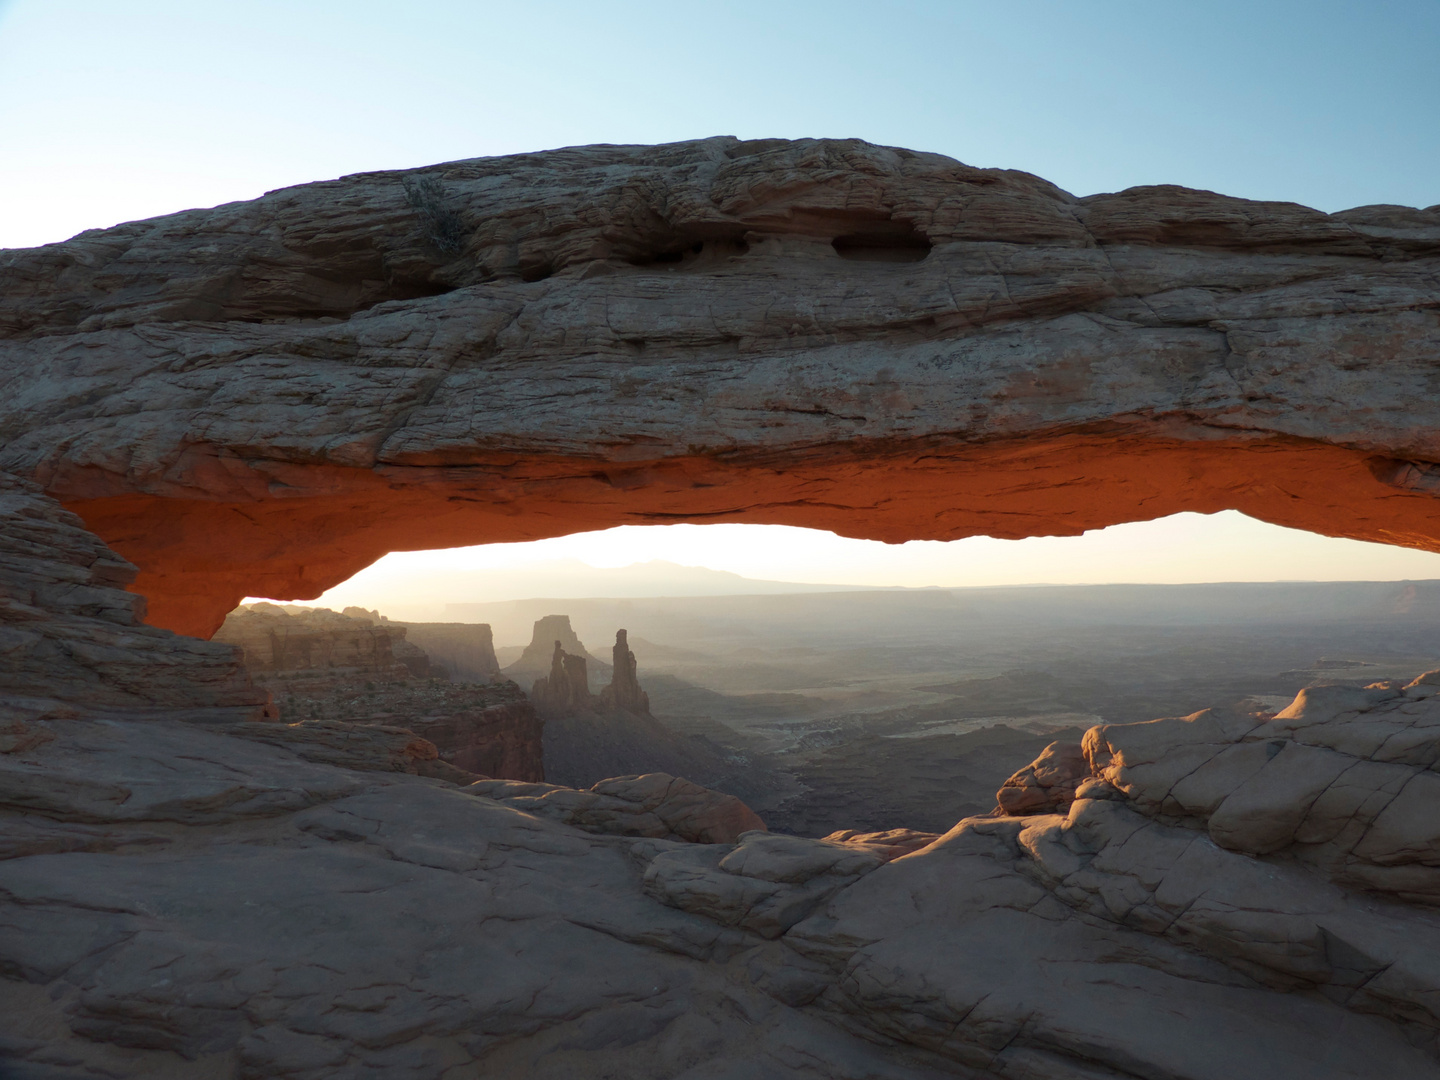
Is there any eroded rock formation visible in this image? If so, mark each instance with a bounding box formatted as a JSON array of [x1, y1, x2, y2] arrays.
[[345, 610, 500, 680], [529, 640, 595, 718], [0, 473, 268, 723], [503, 615, 609, 690], [598, 628, 650, 715], [7, 140, 1440, 1077], [216, 603, 433, 679], [1, 139, 1437, 634], [217, 603, 544, 781], [529, 627, 653, 721]]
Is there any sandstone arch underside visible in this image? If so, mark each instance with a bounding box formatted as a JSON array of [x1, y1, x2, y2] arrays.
[[2, 137, 1438, 637]]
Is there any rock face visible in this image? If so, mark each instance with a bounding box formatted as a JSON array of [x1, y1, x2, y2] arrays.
[[0, 473, 268, 723], [1, 139, 1437, 635], [216, 603, 433, 679], [217, 603, 544, 782], [355, 613, 500, 680]]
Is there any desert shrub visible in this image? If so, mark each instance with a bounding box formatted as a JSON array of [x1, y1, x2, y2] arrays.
[[403, 174, 466, 255]]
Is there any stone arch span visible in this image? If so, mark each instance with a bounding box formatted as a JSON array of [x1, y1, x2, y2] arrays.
[[1, 137, 1437, 638]]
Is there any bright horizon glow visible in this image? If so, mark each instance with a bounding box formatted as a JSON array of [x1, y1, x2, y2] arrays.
[[256, 512, 1440, 623]]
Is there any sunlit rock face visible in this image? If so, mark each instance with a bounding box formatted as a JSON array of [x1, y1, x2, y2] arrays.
[[1, 138, 1438, 635]]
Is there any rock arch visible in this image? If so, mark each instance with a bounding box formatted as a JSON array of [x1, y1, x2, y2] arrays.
[[2, 137, 1437, 637]]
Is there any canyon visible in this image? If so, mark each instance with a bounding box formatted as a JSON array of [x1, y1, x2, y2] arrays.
[[215, 603, 543, 783], [3, 138, 1440, 1078]]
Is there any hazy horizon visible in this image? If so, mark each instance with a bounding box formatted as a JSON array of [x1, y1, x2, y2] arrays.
[[246, 511, 1440, 623]]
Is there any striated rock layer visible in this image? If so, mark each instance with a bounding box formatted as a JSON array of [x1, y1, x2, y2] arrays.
[[216, 603, 433, 680], [1, 138, 1437, 634]]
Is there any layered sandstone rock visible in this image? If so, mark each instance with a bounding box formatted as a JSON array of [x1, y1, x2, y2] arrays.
[[347, 610, 500, 680], [1082, 676, 1440, 905], [1, 139, 1437, 634], [216, 603, 432, 679], [0, 473, 268, 722]]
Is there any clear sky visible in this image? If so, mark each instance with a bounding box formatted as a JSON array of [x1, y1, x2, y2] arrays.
[[5, 1, 1439, 598]]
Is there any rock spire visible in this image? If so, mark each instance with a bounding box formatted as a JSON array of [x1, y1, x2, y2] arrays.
[[598, 629, 650, 716]]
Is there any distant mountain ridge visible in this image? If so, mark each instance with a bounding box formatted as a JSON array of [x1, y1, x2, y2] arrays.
[[445, 559, 892, 606]]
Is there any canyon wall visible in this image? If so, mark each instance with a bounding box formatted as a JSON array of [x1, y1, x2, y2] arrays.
[[215, 603, 544, 781], [0, 138, 1436, 635], [216, 603, 432, 679]]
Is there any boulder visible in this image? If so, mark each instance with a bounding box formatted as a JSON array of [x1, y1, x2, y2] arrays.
[[469, 771, 766, 844], [994, 739, 1090, 814]]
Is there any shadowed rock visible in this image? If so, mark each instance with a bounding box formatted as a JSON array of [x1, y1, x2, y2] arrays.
[[0, 473, 269, 722]]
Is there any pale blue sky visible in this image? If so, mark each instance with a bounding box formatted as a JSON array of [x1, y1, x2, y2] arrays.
[[5, 1, 1440, 593], [3, 0, 1437, 249]]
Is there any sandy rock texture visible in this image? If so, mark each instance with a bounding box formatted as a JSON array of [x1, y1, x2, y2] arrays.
[[1, 138, 1437, 634]]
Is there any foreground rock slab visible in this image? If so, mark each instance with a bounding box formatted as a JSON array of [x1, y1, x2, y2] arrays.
[[5, 693, 1440, 1078]]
